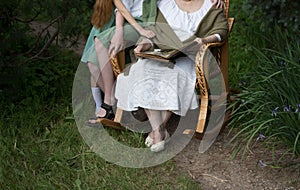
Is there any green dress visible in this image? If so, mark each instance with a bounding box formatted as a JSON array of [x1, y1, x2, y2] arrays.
[[80, 0, 158, 66], [80, 14, 142, 66], [80, 12, 116, 65]]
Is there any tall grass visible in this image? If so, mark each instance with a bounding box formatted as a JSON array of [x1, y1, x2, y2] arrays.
[[228, 27, 300, 157]]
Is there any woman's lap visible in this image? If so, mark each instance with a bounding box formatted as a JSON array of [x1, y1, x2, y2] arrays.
[[115, 57, 198, 116]]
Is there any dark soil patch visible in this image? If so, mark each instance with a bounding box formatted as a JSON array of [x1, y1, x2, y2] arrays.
[[174, 128, 300, 190]]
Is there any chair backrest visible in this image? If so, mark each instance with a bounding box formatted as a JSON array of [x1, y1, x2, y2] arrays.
[[224, 0, 229, 19], [224, 0, 234, 36]]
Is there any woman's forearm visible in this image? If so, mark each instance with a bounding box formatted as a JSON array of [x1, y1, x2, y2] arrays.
[[201, 34, 220, 44]]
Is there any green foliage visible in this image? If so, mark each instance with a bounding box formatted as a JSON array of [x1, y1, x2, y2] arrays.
[[245, 0, 300, 32], [228, 0, 264, 88], [1, 47, 78, 105], [228, 27, 300, 157], [228, 0, 300, 157], [23, 49, 78, 99], [37, 0, 94, 40], [0, 0, 93, 66], [229, 0, 300, 89]]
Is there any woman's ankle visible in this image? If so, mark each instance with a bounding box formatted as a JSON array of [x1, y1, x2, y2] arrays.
[[152, 128, 165, 144]]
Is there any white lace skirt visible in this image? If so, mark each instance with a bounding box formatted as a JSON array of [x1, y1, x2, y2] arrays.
[[115, 56, 198, 116]]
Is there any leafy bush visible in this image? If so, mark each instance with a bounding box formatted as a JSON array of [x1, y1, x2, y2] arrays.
[[243, 0, 300, 32], [228, 27, 300, 156], [0, 0, 93, 66], [229, 0, 300, 88], [228, 0, 267, 88], [30, 52, 77, 102]]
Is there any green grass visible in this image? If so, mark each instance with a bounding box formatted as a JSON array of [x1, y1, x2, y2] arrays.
[[0, 95, 201, 189], [0, 43, 201, 189]]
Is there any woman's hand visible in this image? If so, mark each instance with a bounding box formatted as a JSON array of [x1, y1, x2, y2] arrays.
[[194, 37, 204, 45], [109, 29, 124, 57], [138, 28, 156, 39], [134, 38, 152, 53], [211, 0, 224, 9], [183, 38, 204, 54]]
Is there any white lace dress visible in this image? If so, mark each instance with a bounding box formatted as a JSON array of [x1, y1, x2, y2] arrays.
[[115, 0, 214, 116]]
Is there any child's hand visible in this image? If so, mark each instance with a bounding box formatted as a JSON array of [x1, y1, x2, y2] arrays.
[[109, 29, 124, 57], [139, 29, 155, 39]]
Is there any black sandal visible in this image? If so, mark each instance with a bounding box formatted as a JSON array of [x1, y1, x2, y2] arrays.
[[85, 103, 115, 127], [100, 102, 115, 120]]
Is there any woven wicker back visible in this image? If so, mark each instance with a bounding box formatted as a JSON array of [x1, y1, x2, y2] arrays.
[[224, 0, 230, 19]]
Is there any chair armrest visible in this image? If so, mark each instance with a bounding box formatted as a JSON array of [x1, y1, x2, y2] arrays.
[[206, 41, 225, 48]]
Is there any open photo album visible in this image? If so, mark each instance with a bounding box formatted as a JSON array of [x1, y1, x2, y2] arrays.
[[134, 40, 199, 63]]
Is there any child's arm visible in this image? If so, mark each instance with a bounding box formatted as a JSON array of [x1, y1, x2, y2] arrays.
[[113, 0, 155, 38], [109, 8, 125, 57]]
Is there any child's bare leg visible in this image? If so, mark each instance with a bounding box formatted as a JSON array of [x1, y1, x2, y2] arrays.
[[94, 38, 115, 118], [87, 62, 103, 114]]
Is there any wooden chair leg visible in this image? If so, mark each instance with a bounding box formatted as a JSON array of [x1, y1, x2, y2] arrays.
[[98, 115, 124, 130], [114, 108, 123, 123], [196, 96, 209, 133]]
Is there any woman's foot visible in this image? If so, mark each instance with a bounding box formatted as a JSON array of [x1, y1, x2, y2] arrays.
[[145, 131, 154, 147], [150, 130, 166, 152], [145, 130, 170, 148], [150, 140, 165, 152], [150, 126, 170, 152]]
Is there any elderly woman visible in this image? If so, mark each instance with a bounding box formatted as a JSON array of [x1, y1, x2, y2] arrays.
[[115, 0, 228, 152]]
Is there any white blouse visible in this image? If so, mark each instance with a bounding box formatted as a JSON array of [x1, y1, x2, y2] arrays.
[[121, 0, 143, 18], [158, 0, 220, 41]]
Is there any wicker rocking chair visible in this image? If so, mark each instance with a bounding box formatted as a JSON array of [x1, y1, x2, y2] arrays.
[[98, 0, 235, 134]]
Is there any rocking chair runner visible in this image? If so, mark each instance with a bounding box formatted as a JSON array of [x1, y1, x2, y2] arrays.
[[100, 0, 235, 134]]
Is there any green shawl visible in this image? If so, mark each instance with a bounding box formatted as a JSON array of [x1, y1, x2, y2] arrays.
[[142, 0, 157, 23], [144, 6, 229, 50]]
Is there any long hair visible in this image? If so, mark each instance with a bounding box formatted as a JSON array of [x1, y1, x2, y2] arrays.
[[91, 0, 113, 29]]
